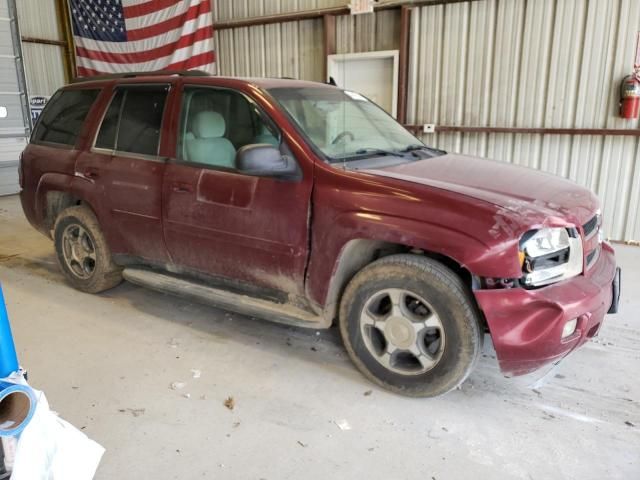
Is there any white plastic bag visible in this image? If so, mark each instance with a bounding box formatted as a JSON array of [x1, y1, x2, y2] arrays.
[[5, 376, 104, 480]]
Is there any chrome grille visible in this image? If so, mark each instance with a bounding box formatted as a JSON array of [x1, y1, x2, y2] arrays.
[[583, 213, 601, 270], [586, 245, 601, 269], [583, 214, 599, 240]]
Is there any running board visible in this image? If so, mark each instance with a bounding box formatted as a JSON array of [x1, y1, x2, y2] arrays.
[[122, 268, 330, 329]]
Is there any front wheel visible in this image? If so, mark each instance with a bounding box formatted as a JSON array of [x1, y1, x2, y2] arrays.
[[339, 254, 482, 397]]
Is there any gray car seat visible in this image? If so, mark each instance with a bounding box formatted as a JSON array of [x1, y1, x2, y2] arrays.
[[185, 111, 236, 168], [252, 124, 279, 147]]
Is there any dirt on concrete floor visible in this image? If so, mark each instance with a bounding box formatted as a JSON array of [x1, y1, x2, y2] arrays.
[[0, 194, 638, 480]]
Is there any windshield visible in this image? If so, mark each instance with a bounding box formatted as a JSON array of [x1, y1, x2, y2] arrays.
[[268, 87, 427, 161]]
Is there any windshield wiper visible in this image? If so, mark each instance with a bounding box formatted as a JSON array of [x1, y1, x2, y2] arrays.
[[351, 147, 407, 158], [400, 144, 446, 156]]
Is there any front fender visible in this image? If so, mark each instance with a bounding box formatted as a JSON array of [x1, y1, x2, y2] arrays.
[[306, 211, 521, 311]]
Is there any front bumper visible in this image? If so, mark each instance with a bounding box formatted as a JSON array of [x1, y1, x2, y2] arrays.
[[474, 243, 618, 376]]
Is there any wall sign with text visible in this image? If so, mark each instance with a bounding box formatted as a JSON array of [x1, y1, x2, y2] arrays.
[[29, 96, 49, 124]]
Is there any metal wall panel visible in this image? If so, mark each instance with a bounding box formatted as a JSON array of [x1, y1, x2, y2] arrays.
[[21, 42, 66, 96], [407, 0, 640, 242], [214, 4, 399, 84], [460, 0, 495, 157], [213, 0, 347, 21], [215, 17, 324, 81], [0, 137, 23, 194], [214, 0, 639, 241], [15, 0, 67, 95], [0, 0, 29, 196], [336, 10, 400, 54], [15, 0, 61, 40]]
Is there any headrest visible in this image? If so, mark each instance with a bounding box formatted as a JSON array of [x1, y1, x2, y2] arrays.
[[259, 123, 271, 134], [192, 111, 226, 139]]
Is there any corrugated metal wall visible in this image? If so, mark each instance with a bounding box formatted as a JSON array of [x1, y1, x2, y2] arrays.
[[406, 0, 640, 242], [16, 0, 66, 96], [211, 0, 411, 76], [213, 1, 399, 80], [335, 9, 400, 54], [214, 18, 324, 79], [213, 0, 345, 21], [213, 0, 345, 80], [214, 0, 640, 242]]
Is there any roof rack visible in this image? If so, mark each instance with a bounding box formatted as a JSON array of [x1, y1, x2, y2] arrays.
[[71, 70, 210, 83]]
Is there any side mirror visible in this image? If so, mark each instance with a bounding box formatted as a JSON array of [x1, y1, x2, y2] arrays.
[[236, 144, 298, 179]]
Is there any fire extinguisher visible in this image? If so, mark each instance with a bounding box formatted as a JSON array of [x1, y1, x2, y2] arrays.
[[620, 74, 640, 119]]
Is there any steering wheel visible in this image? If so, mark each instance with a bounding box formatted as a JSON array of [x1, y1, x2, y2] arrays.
[[331, 130, 355, 145]]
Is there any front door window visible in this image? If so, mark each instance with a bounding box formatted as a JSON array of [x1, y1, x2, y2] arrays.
[[177, 87, 280, 169]]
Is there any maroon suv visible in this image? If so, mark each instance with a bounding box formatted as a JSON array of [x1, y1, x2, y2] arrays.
[[19, 71, 620, 397]]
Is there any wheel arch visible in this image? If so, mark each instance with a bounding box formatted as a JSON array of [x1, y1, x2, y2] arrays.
[[35, 174, 101, 237], [319, 238, 477, 325]]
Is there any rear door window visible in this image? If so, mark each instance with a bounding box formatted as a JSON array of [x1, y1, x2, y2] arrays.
[[32, 89, 100, 147], [94, 86, 168, 157], [95, 90, 124, 150]]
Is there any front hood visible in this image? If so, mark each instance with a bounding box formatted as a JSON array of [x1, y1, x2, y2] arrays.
[[363, 153, 598, 230]]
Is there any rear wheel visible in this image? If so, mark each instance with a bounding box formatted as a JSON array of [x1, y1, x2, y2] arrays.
[[53, 206, 122, 293], [339, 254, 482, 397]]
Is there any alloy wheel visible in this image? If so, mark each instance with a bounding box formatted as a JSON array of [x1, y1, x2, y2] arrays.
[[359, 288, 445, 375], [61, 224, 97, 279]]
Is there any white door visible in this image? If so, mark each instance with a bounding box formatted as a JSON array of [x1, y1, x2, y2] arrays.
[[327, 50, 399, 117]]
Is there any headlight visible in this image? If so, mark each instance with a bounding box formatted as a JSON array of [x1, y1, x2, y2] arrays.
[[520, 227, 583, 287]]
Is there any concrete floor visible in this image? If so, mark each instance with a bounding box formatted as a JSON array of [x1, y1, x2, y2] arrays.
[[0, 194, 638, 479]]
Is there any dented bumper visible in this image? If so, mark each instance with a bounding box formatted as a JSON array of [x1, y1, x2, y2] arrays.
[[474, 243, 618, 376]]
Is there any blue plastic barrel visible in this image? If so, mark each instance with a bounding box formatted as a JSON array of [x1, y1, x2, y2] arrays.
[[0, 285, 19, 378]]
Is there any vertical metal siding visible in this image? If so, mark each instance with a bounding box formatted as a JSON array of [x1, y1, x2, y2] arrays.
[[407, 4, 445, 144], [213, 0, 337, 81], [213, 0, 347, 21], [407, 0, 640, 242], [0, 0, 29, 195], [375, 10, 400, 51], [461, 0, 496, 157], [15, 0, 66, 95], [215, 17, 324, 81], [335, 10, 400, 54], [546, 0, 587, 179], [21, 42, 66, 96], [486, 0, 525, 164], [15, 0, 61, 40], [438, 2, 469, 154], [214, 2, 393, 82], [601, 0, 640, 241], [515, 0, 554, 171], [213, 0, 639, 241]]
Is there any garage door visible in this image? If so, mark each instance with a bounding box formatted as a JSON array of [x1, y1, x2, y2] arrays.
[[0, 0, 29, 196]]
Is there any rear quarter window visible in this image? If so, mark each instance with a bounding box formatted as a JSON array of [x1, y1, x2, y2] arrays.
[[32, 88, 100, 147]]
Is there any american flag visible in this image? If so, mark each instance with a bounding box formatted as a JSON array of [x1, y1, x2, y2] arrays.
[[70, 0, 215, 77]]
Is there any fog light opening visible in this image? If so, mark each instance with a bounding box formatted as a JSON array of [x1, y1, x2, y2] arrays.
[[562, 318, 578, 339]]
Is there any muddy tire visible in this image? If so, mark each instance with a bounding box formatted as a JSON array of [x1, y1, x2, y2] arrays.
[[339, 254, 482, 397], [53, 205, 122, 293]]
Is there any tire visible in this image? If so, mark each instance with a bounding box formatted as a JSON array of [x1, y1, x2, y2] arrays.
[[339, 254, 482, 397], [53, 205, 122, 293]]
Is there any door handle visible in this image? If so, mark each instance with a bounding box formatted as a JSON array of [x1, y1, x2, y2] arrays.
[[84, 168, 100, 179], [172, 183, 193, 193]]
